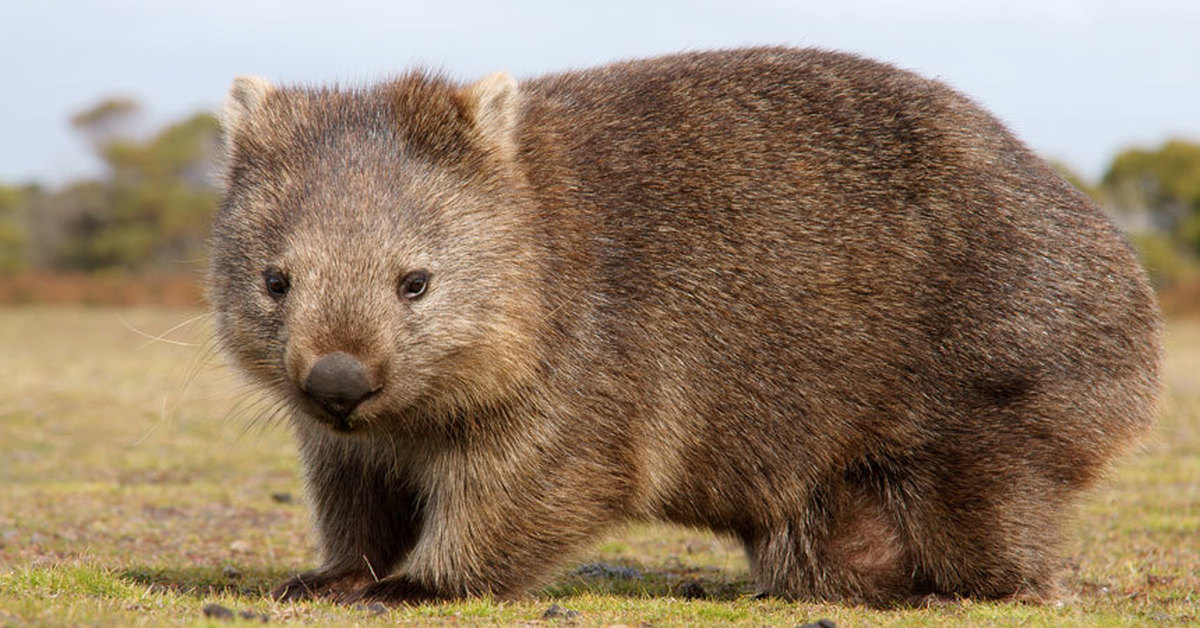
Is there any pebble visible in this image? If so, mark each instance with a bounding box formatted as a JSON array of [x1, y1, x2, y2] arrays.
[[201, 602, 268, 622], [542, 603, 581, 620], [202, 603, 234, 620], [353, 602, 389, 615], [238, 609, 269, 622]]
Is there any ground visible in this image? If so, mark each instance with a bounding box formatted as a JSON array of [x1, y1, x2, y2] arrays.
[[0, 307, 1196, 626]]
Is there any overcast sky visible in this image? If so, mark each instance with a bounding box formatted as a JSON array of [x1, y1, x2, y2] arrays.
[[2, 0, 1198, 185]]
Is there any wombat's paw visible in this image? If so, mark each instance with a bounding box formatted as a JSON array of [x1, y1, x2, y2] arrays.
[[341, 576, 439, 606], [271, 569, 371, 602]]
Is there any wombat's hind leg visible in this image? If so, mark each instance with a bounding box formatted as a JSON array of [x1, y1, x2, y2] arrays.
[[744, 476, 917, 605], [890, 443, 1065, 603]]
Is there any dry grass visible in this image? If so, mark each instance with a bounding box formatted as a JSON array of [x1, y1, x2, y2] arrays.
[[0, 273, 204, 308], [0, 307, 1196, 626]]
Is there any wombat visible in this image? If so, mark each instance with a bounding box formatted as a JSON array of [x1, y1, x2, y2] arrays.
[[208, 47, 1161, 606]]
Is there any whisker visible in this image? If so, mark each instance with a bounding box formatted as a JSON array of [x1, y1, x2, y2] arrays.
[[116, 312, 207, 348], [131, 392, 171, 447]]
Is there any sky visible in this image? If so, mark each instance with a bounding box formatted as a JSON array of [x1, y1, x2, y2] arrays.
[[2, 0, 1198, 186]]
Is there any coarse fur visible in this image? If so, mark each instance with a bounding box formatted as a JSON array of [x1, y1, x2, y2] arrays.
[[208, 47, 1162, 606]]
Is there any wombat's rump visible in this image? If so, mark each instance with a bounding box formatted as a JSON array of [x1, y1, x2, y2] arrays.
[[208, 48, 1161, 606]]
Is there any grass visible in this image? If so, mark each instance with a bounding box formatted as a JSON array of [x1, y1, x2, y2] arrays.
[[0, 306, 1197, 626]]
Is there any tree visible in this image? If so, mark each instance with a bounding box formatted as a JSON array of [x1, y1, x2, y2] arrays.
[[87, 112, 222, 270], [1099, 139, 1200, 287], [40, 101, 222, 272], [70, 97, 142, 148], [1101, 140, 1200, 239], [0, 184, 30, 272]]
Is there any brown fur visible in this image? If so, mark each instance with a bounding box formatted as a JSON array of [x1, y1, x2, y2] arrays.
[[207, 47, 1162, 606]]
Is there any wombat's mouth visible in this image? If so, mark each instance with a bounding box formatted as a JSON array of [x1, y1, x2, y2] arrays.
[[324, 413, 358, 433], [310, 406, 367, 434], [292, 387, 380, 434]]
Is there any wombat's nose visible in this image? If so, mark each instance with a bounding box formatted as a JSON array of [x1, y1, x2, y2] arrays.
[[303, 352, 373, 418]]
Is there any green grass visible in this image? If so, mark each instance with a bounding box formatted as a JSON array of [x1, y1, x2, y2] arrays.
[[1, 307, 1197, 626]]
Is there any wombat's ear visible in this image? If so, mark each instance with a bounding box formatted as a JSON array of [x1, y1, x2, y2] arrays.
[[463, 71, 520, 160], [222, 75, 274, 137]]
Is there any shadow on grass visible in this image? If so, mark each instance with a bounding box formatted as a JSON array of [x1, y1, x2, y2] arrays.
[[119, 560, 757, 602], [541, 561, 757, 601], [119, 565, 283, 599]]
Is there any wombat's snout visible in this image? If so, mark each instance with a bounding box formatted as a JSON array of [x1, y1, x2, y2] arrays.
[[303, 352, 375, 421]]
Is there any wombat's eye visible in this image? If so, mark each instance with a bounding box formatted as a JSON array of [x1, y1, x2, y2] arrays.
[[398, 270, 429, 300], [263, 268, 290, 299]]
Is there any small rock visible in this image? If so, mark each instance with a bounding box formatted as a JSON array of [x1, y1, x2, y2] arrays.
[[202, 603, 234, 620], [270, 492, 295, 504], [542, 603, 581, 620], [353, 602, 388, 615], [238, 609, 269, 622], [674, 580, 707, 600], [222, 565, 242, 579], [798, 619, 836, 628]]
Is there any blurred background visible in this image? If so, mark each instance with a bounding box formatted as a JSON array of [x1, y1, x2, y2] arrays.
[[2, 0, 1198, 310]]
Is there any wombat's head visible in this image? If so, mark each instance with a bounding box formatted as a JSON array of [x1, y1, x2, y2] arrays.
[[208, 72, 544, 435]]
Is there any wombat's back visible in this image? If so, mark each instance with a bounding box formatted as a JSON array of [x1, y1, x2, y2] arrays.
[[515, 48, 1159, 598]]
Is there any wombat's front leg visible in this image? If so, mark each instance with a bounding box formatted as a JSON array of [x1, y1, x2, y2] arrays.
[[273, 437, 423, 602], [344, 448, 621, 604]]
